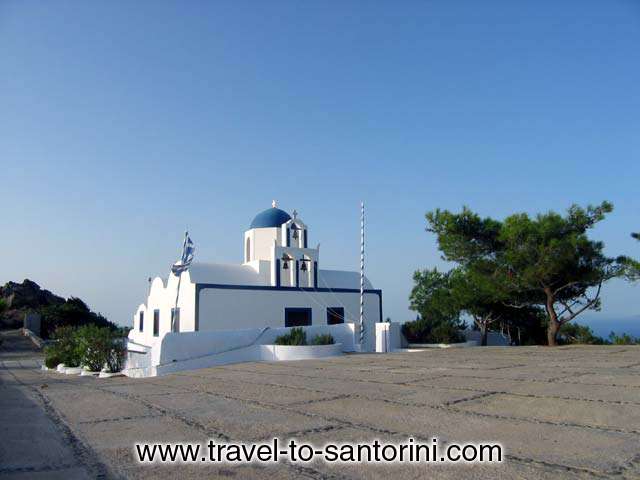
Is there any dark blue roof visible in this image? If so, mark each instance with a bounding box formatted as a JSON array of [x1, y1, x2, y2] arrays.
[[250, 208, 292, 229]]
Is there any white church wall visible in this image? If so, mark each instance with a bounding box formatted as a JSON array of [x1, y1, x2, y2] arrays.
[[125, 324, 354, 377], [131, 342, 343, 377], [153, 323, 356, 366], [127, 271, 196, 347], [189, 263, 266, 285], [375, 322, 403, 352], [197, 288, 380, 351], [251, 227, 279, 261]]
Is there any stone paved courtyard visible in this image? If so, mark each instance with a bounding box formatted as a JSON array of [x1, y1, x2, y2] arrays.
[[1, 330, 640, 479]]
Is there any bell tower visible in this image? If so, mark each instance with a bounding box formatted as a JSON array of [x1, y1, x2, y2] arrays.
[[273, 209, 319, 288]]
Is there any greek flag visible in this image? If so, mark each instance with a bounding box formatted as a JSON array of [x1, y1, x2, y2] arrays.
[[171, 232, 195, 275]]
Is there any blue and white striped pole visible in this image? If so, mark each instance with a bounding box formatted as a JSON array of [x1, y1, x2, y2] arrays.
[[359, 202, 365, 347]]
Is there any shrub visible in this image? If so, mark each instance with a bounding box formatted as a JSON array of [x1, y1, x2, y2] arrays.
[[558, 323, 605, 345], [45, 324, 127, 372], [310, 334, 335, 345], [402, 318, 432, 344], [75, 324, 112, 371], [608, 332, 639, 345], [402, 318, 465, 344], [430, 322, 466, 344], [49, 325, 82, 367], [106, 338, 125, 373], [43, 346, 63, 368], [274, 327, 307, 346]]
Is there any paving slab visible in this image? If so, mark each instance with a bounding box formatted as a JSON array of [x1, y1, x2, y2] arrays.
[[454, 393, 640, 433], [416, 375, 640, 404], [43, 387, 158, 424], [142, 391, 335, 441], [298, 396, 639, 473], [557, 372, 640, 387], [2, 330, 640, 479]]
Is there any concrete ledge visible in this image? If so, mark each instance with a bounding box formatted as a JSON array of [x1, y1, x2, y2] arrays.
[[270, 342, 343, 360], [407, 340, 480, 349], [126, 342, 344, 377], [22, 328, 45, 349]]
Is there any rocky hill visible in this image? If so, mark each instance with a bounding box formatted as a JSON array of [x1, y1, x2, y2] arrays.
[[0, 279, 65, 329]]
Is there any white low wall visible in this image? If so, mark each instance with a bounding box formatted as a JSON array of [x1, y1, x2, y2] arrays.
[[124, 324, 354, 377], [406, 341, 479, 349], [465, 330, 511, 346], [375, 323, 403, 352]]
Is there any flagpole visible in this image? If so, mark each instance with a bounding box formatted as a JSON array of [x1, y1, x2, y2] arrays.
[[359, 202, 365, 348], [172, 231, 188, 332], [172, 274, 182, 332]]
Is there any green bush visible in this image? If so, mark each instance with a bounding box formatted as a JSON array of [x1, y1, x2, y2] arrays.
[[75, 324, 112, 371], [274, 327, 307, 345], [43, 346, 63, 368], [310, 334, 335, 345], [402, 318, 465, 344], [430, 322, 466, 344], [106, 338, 125, 373], [48, 325, 82, 367], [608, 332, 639, 345], [402, 318, 432, 343], [558, 323, 605, 345], [44, 325, 127, 372]]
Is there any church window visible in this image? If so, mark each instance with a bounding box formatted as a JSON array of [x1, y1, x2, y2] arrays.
[[285, 308, 312, 327], [153, 309, 160, 337], [327, 307, 344, 325]]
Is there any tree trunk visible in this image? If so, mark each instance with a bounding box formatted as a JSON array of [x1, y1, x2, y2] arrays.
[[544, 287, 559, 346], [480, 324, 488, 346]]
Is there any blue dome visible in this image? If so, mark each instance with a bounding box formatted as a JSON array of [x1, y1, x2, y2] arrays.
[[250, 208, 292, 229]]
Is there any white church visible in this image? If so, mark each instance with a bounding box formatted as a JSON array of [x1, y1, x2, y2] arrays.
[[125, 203, 383, 377]]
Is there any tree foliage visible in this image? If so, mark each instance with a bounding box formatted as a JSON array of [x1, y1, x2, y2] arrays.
[[448, 265, 506, 346], [622, 232, 640, 281], [406, 269, 466, 344], [409, 268, 460, 323], [422, 201, 628, 346], [39, 297, 117, 338], [558, 323, 605, 345], [608, 332, 639, 345]]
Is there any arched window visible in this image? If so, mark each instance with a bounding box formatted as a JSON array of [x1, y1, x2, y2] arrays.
[[245, 237, 251, 262]]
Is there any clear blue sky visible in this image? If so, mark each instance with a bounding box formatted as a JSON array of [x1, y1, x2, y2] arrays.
[[1, 1, 638, 335]]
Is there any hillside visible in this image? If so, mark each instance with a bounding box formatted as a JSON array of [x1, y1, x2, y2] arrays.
[[0, 279, 64, 329], [0, 279, 116, 338]]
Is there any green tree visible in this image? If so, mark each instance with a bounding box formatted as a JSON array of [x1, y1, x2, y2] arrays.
[[501, 305, 547, 346], [498, 202, 626, 346], [432, 262, 544, 346], [608, 332, 639, 345], [623, 233, 640, 281], [426, 202, 627, 346], [449, 265, 504, 346], [558, 323, 605, 345], [409, 268, 459, 322], [407, 268, 466, 344], [39, 297, 116, 338]]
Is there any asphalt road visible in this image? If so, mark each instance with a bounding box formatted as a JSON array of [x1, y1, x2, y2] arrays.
[[1, 329, 639, 479]]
